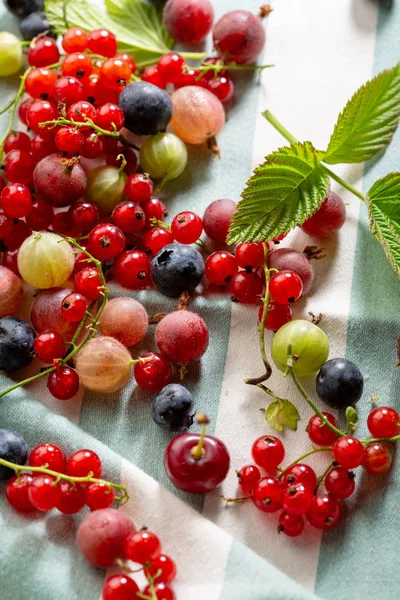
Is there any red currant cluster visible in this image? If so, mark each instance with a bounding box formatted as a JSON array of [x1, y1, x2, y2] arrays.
[[5, 442, 127, 515], [231, 405, 399, 536]]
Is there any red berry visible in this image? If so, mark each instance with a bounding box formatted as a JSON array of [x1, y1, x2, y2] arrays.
[[28, 475, 61, 511], [164, 0, 214, 43], [85, 483, 115, 510], [29, 443, 66, 473], [281, 463, 317, 490], [235, 242, 265, 270], [67, 100, 97, 129], [25, 68, 58, 100], [2, 150, 34, 184], [301, 192, 346, 238], [282, 483, 314, 516], [171, 211, 203, 244], [278, 512, 304, 537], [18, 97, 34, 125], [87, 29, 117, 58], [362, 441, 393, 475], [125, 173, 153, 203], [325, 467, 355, 499], [205, 251, 238, 286], [142, 65, 166, 88], [62, 53, 93, 81], [103, 575, 139, 600], [84, 74, 112, 106], [112, 201, 146, 234], [113, 250, 152, 289], [269, 270, 303, 304], [31, 134, 57, 162], [251, 435, 285, 470], [147, 554, 177, 584], [56, 481, 86, 514], [96, 103, 125, 131], [142, 583, 175, 600], [67, 449, 102, 479], [174, 68, 202, 89], [48, 367, 80, 400], [4, 131, 31, 154], [236, 464, 261, 492], [307, 494, 341, 529], [74, 267, 103, 300], [144, 227, 174, 255], [61, 292, 87, 322], [88, 223, 125, 261], [52, 211, 78, 237], [307, 412, 339, 446], [81, 131, 104, 158], [115, 53, 136, 73], [333, 436, 364, 469], [0, 217, 31, 251], [2, 249, 20, 276], [26, 196, 54, 230], [27, 99, 58, 136], [62, 28, 88, 53], [51, 76, 85, 106], [158, 52, 185, 84], [100, 58, 131, 91], [105, 146, 138, 176], [1, 184, 32, 219], [367, 406, 400, 438], [143, 198, 168, 222], [134, 352, 172, 392], [6, 474, 34, 512], [34, 330, 66, 363], [252, 476, 283, 513], [55, 127, 84, 154], [124, 530, 162, 564], [209, 76, 235, 104], [70, 200, 99, 233], [259, 302, 292, 331], [28, 37, 60, 68], [229, 271, 264, 304], [203, 199, 236, 243]]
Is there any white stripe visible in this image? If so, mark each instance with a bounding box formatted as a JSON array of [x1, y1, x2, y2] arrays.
[[203, 0, 378, 591]]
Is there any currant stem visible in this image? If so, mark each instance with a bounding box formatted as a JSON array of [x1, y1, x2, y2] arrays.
[[316, 460, 335, 487], [0, 457, 129, 502], [0, 96, 17, 115], [0, 66, 34, 159], [279, 446, 333, 479], [286, 347, 346, 437], [262, 110, 366, 202], [220, 495, 252, 504]]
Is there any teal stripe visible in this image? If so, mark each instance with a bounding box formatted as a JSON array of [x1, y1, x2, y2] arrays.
[[316, 4, 400, 599]]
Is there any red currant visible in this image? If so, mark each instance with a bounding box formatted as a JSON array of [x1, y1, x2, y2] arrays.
[[85, 482, 115, 510], [0, 217, 31, 251], [56, 481, 86, 514], [209, 76, 235, 104], [281, 463, 317, 490], [2, 249, 20, 276], [134, 352, 172, 392], [55, 127, 84, 154], [362, 441, 393, 475], [124, 530, 162, 564], [367, 406, 400, 438], [28, 37, 60, 68], [52, 211, 79, 237], [282, 483, 314, 516], [235, 242, 265, 270], [142, 65, 166, 88], [113, 250, 152, 289], [84, 74, 111, 106], [28, 475, 61, 511], [158, 52, 185, 84], [278, 512, 304, 537], [251, 435, 285, 470], [142, 583, 175, 600], [112, 201, 146, 234], [51, 76, 85, 106], [88, 223, 125, 261], [27, 99, 58, 136], [147, 554, 177, 584], [67, 449, 102, 479], [25, 68, 58, 100], [62, 53, 93, 82], [171, 211, 203, 244], [325, 466, 355, 499], [31, 134, 57, 162], [61, 292, 87, 322], [143, 198, 168, 222], [62, 28, 88, 53], [115, 53, 136, 73], [229, 271, 264, 304], [29, 443, 66, 473], [125, 173, 153, 203], [258, 302, 292, 331], [1, 184, 32, 219], [4, 131, 31, 154], [100, 58, 131, 91], [74, 267, 103, 300], [205, 251, 238, 286], [67, 101, 97, 129], [96, 102, 125, 131], [18, 97, 34, 125], [269, 270, 303, 304], [307, 494, 341, 529], [252, 476, 283, 513], [102, 575, 139, 600], [81, 131, 104, 158], [34, 330, 66, 363], [48, 367, 80, 400], [70, 201, 99, 233], [236, 464, 261, 492], [6, 474, 34, 512], [174, 68, 201, 89], [26, 196, 54, 230], [144, 227, 174, 255], [87, 29, 117, 57], [2, 150, 34, 184], [307, 412, 339, 446], [333, 436, 364, 469]]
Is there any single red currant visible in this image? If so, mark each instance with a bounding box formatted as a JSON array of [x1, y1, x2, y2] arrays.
[[96, 102, 125, 131], [70, 201, 99, 233], [171, 211, 203, 244], [112, 201, 146, 234], [325, 467, 355, 499], [88, 223, 125, 261], [147, 554, 177, 584], [25, 68, 58, 100], [205, 251, 238, 286], [116, 53, 136, 73], [26, 99, 58, 136], [208, 76, 235, 104], [87, 29, 117, 57], [134, 352, 172, 392], [51, 76, 85, 106], [367, 406, 400, 438], [56, 481, 86, 514], [62, 28, 88, 53], [62, 53, 93, 81], [74, 267, 103, 300], [362, 442, 393, 475], [174, 68, 202, 89], [252, 476, 284, 513], [34, 330, 66, 363], [333, 436, 364, 469], [235, 242, 265, 270], [251, 435, 285, 470], [259, 302, 292, 331], [113, 250, 152, 289], [100, 58, 131, 90], [269, 270, 303, 304], [28, 37, 60, 68], [67, 449, 102, 479], [1, 184, 32, 219], [26, 196, 54, 230], [281, 463, 317, 490], [143, 198, 168, 222], [282, 483, 314, 516], [28, 475, 61, 511], [236, 465, 261, 492], [124, 530, 162, 564], [307, 413, 339, 446], [6, 474, 34, 512], [144, 227, 174, 255], [278, 512, 304, 537], [61, 293, 87, 322], [85, 482, 115, 510], [142, 583, 175, 600], [229, 271, 264, 304], [158, 52, 186, 84], [125, 173, 153, 203], [54, 127, 84, 154], [142, 65, 166, 88], [4, 131, 31, 154], [48, 367, 80, 400], [18, 97, 35, 125], [67, 101, 97, 129], [81, 131, 104, 158], [102, 575, 139, 600], [31, 134, 57, 162], [2, 150, 34, 184], [29, 443, 66, 473], [307, 494, 341, 529]]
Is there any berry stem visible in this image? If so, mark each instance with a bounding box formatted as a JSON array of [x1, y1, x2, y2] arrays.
[[279, 446, 333, 479], [316, 460, 335, 488], [0, 66, 34, 160], [262, 110, 366, 202], [286, 346, 346, 437], [191, 413, 210, 460], [199, 60, 274, 78], [0, 96, 17, 115], [0, 457, 129, 503]]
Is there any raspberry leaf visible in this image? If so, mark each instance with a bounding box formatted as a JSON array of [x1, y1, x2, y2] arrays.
[[324, 63, 400, 164], [366, 172, 400, 277], [228, 142, 330, 244], [265, 398, 300, 433]]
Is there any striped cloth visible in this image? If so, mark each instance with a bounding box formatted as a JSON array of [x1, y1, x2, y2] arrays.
[[1, 1, 399, 598]]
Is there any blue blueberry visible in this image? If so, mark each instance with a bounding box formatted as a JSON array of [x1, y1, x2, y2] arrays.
[[152, 383, 195, 432], [0, 317, 36, 372], [151, 243, 205, 297], [4, 0, 44, 18], [0, 429, 29, 480], [316, 358, 363, 409], [20, 11, 54, 41], [118, 81, 173, 136]]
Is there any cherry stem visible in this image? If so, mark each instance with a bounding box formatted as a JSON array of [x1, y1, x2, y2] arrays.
[[286, 346, 346, 437], [262, 110, 366, 202], [278, 446, 333, 479], [191, 417, 209, 460], [0, 66, 34, 160], [0, 457, 129, 503]]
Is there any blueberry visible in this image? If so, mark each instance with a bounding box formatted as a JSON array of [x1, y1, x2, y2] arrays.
[[151, 243, 205, 297], [20, 11, 54, 41], [0, 429, 29, 480], [118, 81, 173, 136], [152, 383, 195, 432], [316, 358, 364, 409], [4, 0, 44, 18], [0, 316, 36, 372]]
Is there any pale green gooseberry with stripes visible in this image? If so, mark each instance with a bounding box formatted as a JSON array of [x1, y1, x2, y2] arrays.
[[0, 32, 23, 77], [271, 319, 329, 377], [18, 232, 74, 289], [139, 132, 188, 187]]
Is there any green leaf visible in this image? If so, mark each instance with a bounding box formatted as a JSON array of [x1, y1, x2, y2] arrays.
[[265, 399, 300, 433], [324, 63, 400, 164], [45, 0, 173, 66], [345, 406, 358, 435], [366, 172, 400, 277], [228, 142, 330, 244]]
